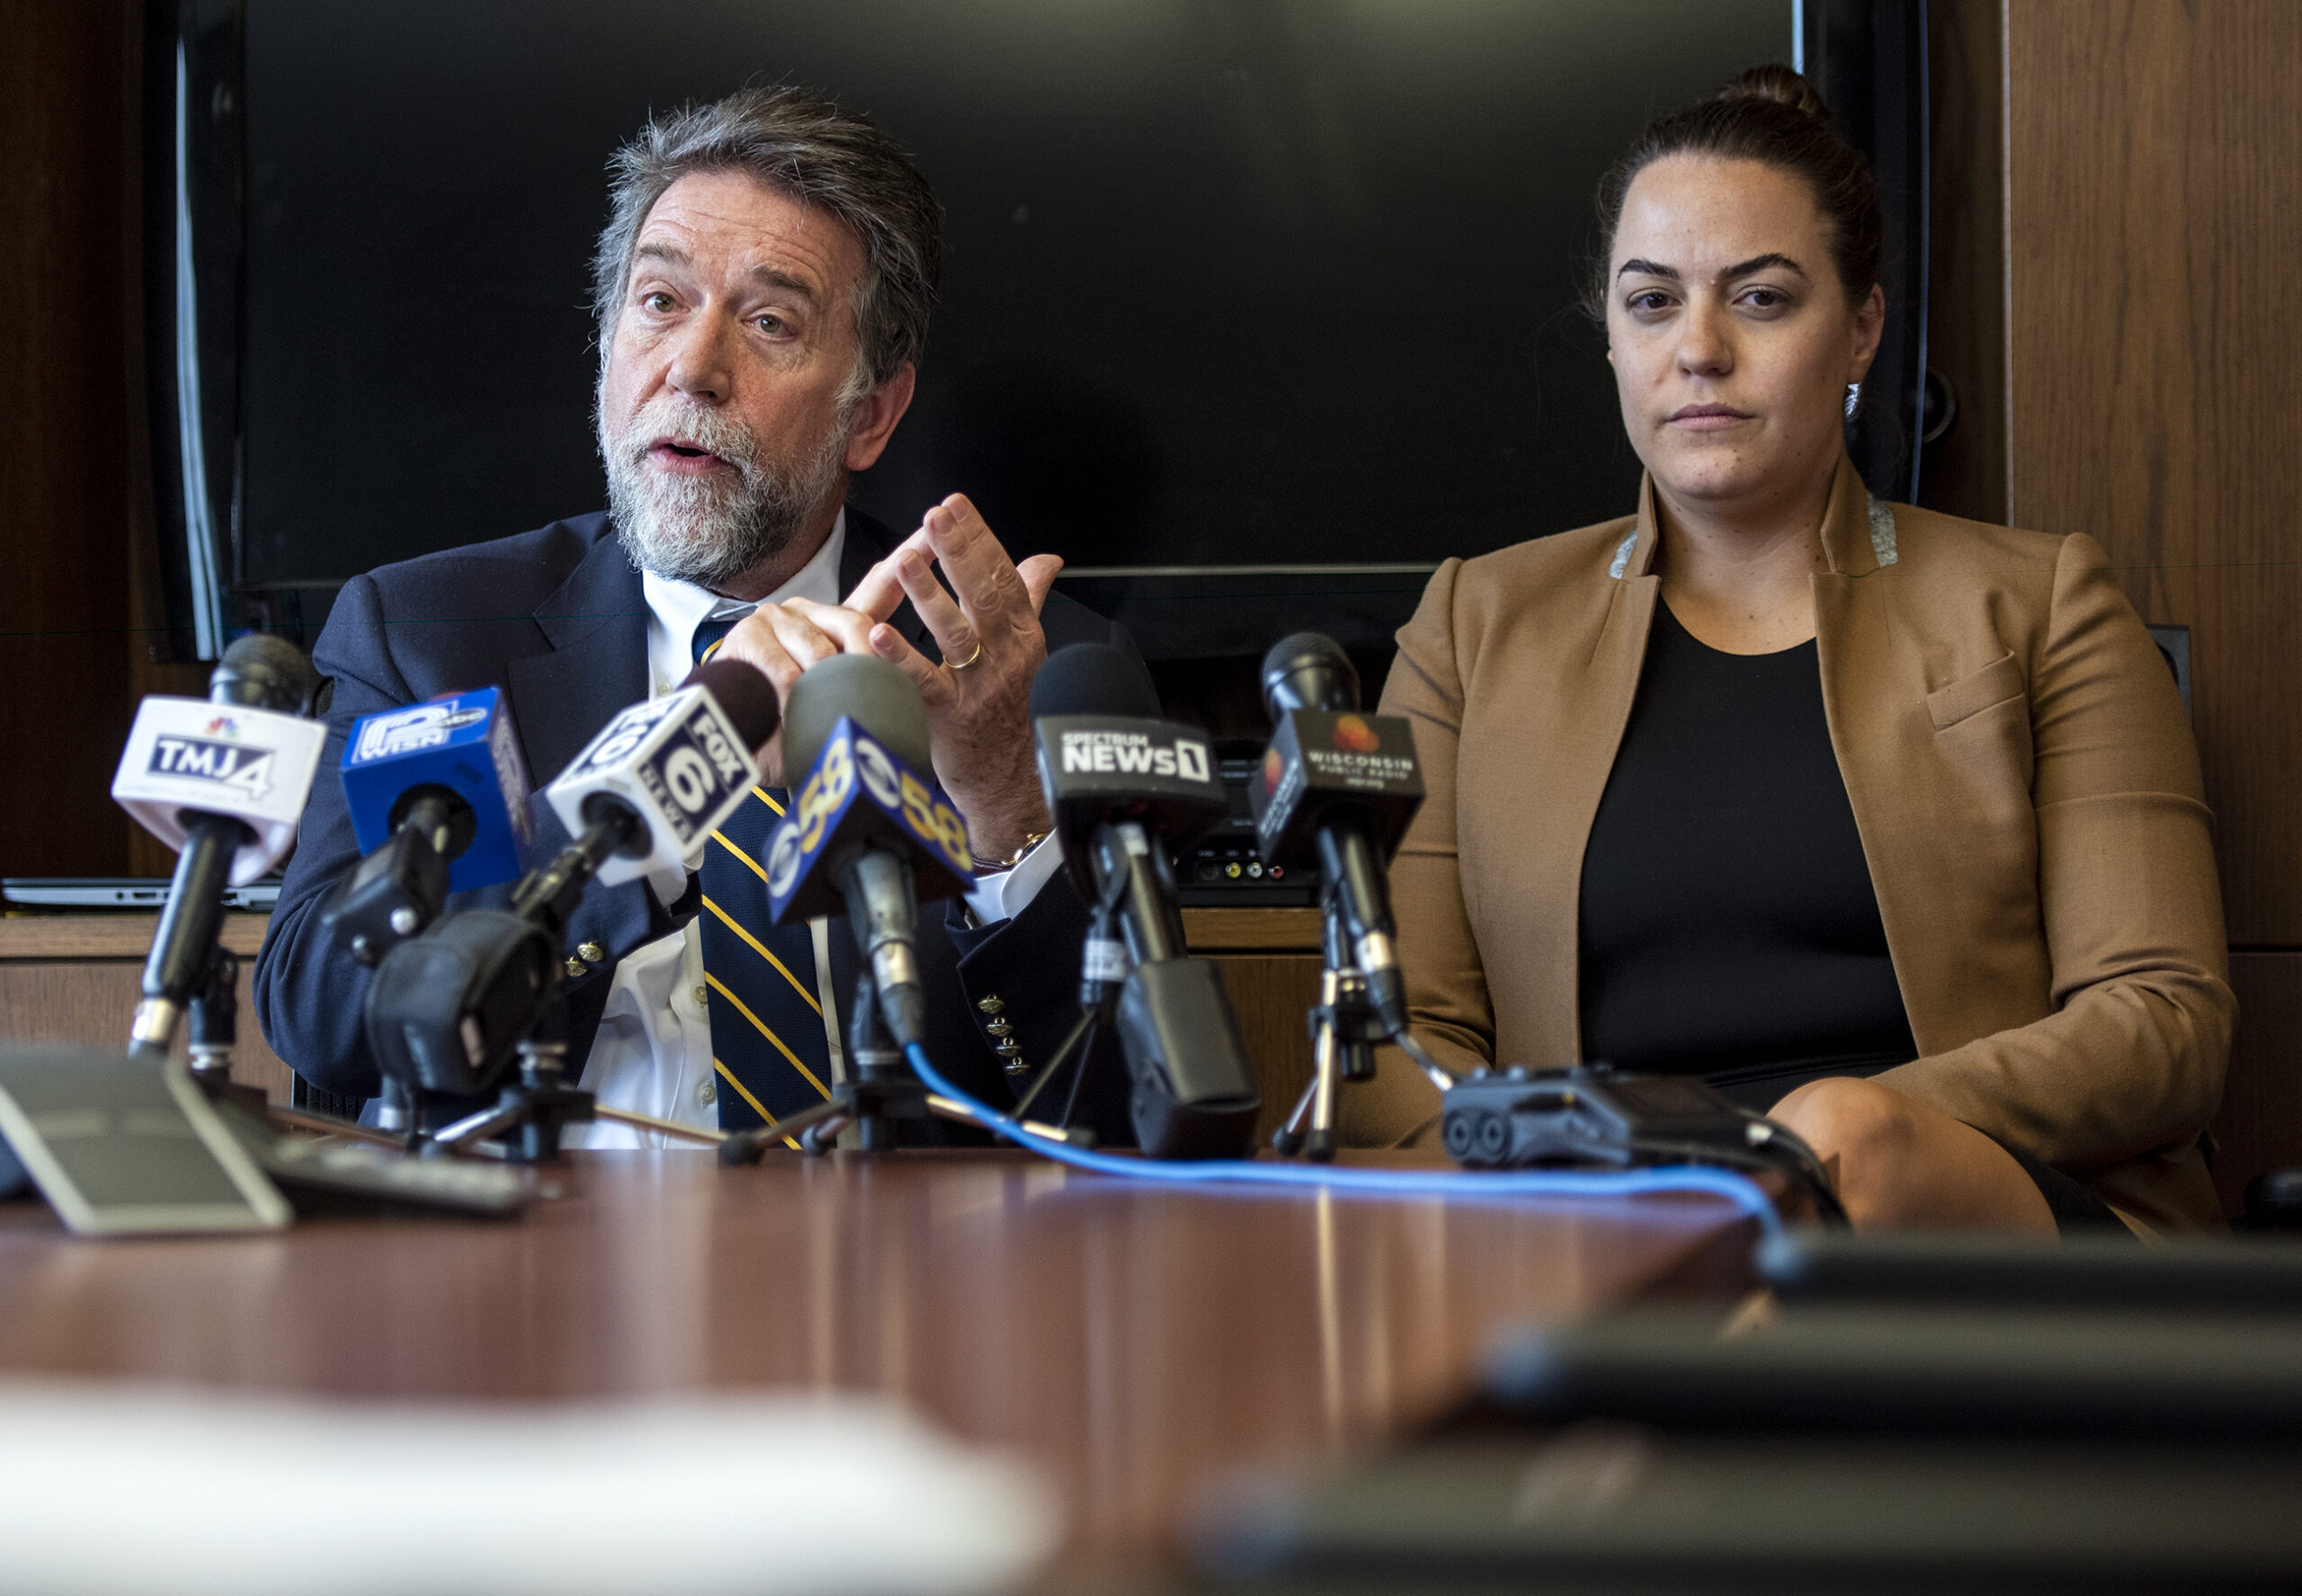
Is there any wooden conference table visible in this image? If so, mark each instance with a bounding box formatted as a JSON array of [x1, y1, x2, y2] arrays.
[[0, 1146, 1759, 1574]]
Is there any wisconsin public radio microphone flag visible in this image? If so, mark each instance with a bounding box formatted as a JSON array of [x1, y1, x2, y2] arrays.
[[1251, 709, 1424, 868], [763, 717, 973, 925], [340, 687, 531, 892], [112, 698, 328, 885]]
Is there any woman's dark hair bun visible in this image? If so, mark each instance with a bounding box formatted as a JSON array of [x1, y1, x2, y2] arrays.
[[1720, 63, 1832, 125], [1583, 61, 1879, 319]]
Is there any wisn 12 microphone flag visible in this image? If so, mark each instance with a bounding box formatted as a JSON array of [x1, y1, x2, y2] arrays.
[[340, 687, 533, 892], [763, 718, 973, 925]]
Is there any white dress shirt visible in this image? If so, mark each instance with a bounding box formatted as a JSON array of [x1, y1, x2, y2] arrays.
[[568, 510, 1063, 1147]]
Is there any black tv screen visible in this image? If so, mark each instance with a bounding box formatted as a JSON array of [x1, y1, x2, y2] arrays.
[[235, 0, 1793, 651]]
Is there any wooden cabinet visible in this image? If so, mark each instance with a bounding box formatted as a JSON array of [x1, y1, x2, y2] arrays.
[[0, 915, 295, 1103]]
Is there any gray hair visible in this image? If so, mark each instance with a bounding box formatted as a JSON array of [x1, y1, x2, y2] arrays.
[[592, 85, 941, 403]]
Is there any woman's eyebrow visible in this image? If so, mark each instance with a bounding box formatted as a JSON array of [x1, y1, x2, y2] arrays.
[[1614, 253, 1809, 283], [1718, 252, 1806, 280]]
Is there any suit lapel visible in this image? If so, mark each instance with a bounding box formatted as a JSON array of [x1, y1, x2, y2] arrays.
[[1529, 487, 1660, 1063], [1808, 457, 1952, 1051], [505, 533, 649, 849]]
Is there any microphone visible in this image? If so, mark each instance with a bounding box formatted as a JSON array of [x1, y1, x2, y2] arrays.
[[325, 687, 533, 965], [363, 660, 778, 1101], [112, 634, 324, 1056], [1031, 643, 1260, 1158], [760, 655, 974, 1049], [541, 658, 781, 892], [1251, 632, 1424, 1035]]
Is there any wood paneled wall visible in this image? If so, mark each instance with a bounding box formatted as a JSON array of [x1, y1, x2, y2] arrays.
[[1930, 0, 2302, 1207], [0, 1, 143, 881]]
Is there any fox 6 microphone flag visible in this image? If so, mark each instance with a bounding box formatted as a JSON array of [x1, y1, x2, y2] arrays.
[[763, 718, 974, 924], [112, 699, 328, 885], [543, 680, 762, 887], [340, 687, 532, 891]]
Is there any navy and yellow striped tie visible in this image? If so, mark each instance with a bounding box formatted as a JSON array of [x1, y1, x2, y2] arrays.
[[692, 617, 835, 1135]]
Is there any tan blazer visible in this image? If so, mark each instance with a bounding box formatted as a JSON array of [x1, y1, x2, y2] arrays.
[[1359, 454, 2232, 1232]]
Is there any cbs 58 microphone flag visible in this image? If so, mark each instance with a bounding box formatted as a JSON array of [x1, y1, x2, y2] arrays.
[[763, 717, 973, 925], [112, 700, 327, 886], [542, 674, 764, 888], [340, 687, 532, 892]]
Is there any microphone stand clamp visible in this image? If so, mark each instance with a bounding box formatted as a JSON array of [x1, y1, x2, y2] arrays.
[[1272, 886, 1390, 1161]]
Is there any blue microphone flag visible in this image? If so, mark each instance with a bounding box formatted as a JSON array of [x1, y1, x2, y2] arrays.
[[763, 717, 973, 924], [341, 687, 532, 892]]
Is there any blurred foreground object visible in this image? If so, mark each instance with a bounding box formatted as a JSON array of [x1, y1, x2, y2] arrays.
[[0, 1386, 1051, 1595]]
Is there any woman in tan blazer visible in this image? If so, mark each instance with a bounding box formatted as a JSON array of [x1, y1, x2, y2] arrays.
[[1358, 68, 2230, 1234]]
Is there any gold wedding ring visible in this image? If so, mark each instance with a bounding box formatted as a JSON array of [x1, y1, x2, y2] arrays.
[[949, 638, 985, 670]]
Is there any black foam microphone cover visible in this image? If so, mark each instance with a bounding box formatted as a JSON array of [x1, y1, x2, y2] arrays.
[[1260, 632, 1359, 720], [1032, 643, 1162, 720], [678, 656, 782, 749], [209, 632, 320, 715]]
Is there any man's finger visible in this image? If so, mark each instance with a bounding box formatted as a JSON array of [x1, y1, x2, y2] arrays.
[[867, 621, 957, 711], [893, 547, 980, 669], [712, 610, 808, 698], [757, 604, 847, 671], [842, 527, 934, 620], [923, 494, 1031, 628], [779, 595, 879, 656], [1016, 554, 1064, 616]]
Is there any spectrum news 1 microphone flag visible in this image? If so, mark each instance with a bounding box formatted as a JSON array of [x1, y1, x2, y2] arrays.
[[1029, 643, 1260, 1158], [112, 688, 327, 886], [340, 688, 532, 893]]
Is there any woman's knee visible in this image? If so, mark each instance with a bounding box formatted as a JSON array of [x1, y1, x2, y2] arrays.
[[1768, 1076, 1921, 1176]]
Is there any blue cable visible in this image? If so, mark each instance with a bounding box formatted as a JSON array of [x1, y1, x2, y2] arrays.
[[903, 1042, 1782, 1240]]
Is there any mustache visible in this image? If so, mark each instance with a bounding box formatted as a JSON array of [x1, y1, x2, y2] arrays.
[[611, 400, 760, 477]]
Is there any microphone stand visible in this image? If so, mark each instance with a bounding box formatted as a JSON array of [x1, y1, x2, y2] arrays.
[[718, 861, 1100, 1164], [1271, 876, 1388, 1162]]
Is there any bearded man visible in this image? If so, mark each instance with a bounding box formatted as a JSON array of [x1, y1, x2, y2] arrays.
[[254, 87, 1136, 1145]]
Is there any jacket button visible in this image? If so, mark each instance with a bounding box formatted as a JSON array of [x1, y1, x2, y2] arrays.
[[985, 1018, 1013, 1038], [563, 957, 586, 979], [977, 994, 1005, 1015], [578, 941, 606, 964]]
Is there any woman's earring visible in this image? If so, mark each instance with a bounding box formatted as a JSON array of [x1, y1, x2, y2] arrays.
[[1843, 382, 1862, 419]]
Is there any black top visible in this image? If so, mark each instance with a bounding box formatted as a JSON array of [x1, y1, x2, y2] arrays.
[[1578, 603, 1917, 1109]]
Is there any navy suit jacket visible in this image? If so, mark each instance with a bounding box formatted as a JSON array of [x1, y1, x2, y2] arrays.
[[254, 508, 1136, 1142]]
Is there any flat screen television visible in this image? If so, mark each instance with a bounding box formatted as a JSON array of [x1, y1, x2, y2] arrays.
[[147, 0, 1924, 682]]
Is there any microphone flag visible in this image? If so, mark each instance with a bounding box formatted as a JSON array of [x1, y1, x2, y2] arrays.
[[543, 681, 761, 887], [763, 717, 972, 925], [340, 687, 532, 891], [1250, 708, 1424, 868], [112, 699, 328, 885]]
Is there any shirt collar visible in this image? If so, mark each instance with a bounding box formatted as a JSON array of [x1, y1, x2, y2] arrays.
[[640, 507, 848, 667]]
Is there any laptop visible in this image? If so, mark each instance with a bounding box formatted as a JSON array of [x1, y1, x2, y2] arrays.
[[2, 878, 282, 912]]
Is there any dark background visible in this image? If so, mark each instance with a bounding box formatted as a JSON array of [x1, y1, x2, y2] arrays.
[[238, 0, 1788, 598]]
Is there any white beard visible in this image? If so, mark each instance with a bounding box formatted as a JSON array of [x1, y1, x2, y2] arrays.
[[598, 394, 850, 590]]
